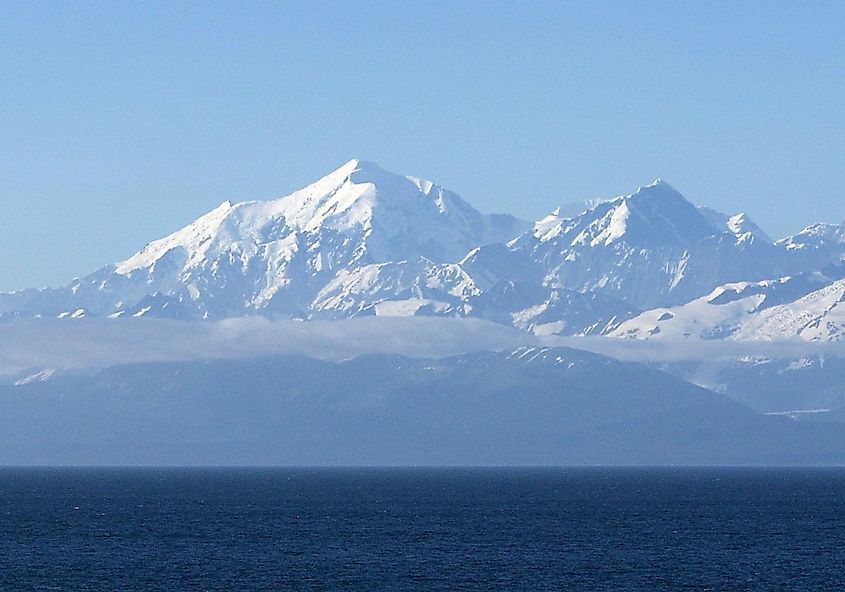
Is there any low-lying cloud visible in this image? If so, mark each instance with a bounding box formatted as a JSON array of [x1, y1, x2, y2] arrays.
[[541, 334, 845, 363], [0, 317, 539, 376], [2, 317, 845, 378]]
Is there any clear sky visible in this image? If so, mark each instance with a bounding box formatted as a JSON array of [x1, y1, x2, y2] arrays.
[[1, 1, 843, 291]]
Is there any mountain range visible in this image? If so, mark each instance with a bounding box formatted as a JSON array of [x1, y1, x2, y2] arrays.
[[4, 347, 844, 465], [2, 159, 843, 341]]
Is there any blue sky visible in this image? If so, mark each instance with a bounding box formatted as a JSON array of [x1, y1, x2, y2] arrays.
[[1, 1, 843, 291]]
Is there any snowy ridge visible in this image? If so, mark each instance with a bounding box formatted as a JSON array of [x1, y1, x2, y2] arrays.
[[492, 178, 820, 310], [525, 179, 711, 248], [612, 267, 845, 342]]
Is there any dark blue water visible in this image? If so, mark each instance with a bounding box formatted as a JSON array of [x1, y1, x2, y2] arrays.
[[2, 468, 844, 591]]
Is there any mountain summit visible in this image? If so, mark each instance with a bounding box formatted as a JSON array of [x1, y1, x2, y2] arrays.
[[527, 179, 715, 249], [118, 159, 525, 277]]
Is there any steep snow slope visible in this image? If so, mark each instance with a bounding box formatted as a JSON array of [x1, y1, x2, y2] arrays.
[[698, 206, 773, 243], [611, 265, 845, 342], [745, 280, 845, 342], [310, 258, 479, 319]]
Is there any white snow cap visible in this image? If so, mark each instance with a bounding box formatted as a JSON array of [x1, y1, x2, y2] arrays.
[[728, 213, 772, 243]]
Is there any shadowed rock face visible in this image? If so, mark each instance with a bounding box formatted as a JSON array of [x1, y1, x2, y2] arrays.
[[3, 346, 844, 466]]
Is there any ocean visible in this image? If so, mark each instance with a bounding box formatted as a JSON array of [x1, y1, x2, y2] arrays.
[[2, 467, 844, 590]]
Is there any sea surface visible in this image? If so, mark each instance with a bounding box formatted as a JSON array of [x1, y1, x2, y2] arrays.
[[1, 467, 844, 591]]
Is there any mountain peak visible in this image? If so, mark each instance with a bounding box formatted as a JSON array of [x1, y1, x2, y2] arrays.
[[534, 179, 714, 250], [629, 178, 681, 200], [103, 159, 529, 316], [728, 212, 772, 243], [779, 222, 845, 251], [336, 158, 390, 176], [315, 158, 396, 189], [530, 180, 703, 247]]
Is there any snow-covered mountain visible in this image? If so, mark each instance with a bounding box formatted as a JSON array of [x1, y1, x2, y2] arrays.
[[611, 263, 845, 342], [0, 160, 527, 320], [1, 160, 842, 341], [484, 180, 830, 310]]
